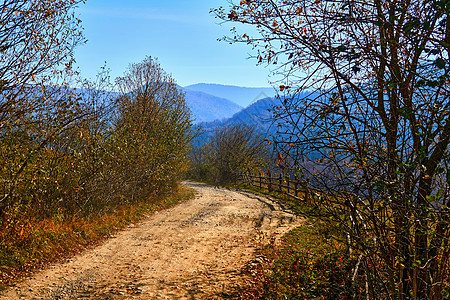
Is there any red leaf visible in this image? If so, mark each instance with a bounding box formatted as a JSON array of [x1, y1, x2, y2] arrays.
[[277, 153, 283, 162]]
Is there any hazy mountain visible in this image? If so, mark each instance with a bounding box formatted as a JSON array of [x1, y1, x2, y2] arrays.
[[74, 85, 243, 124], [194, 90, 315, 145], [221, 97, 279, 130], [192, 97, 281, 146], [184, 83, 277, 108], [183, 89, 243, 123]]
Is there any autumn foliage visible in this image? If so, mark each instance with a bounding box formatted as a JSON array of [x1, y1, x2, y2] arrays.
[[0, 0, 193, 285], [215, 0, 450, 299]]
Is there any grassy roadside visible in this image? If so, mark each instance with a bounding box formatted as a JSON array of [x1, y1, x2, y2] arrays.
[[0, 184, 195, 290], [236, 225, 354, 299], [233, 183, 353, 299]]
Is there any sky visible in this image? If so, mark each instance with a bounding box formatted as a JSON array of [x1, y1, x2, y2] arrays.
[[74, 0, 274, 88]]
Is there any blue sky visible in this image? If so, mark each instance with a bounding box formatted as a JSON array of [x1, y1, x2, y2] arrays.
[[74, 0, 274, 87]]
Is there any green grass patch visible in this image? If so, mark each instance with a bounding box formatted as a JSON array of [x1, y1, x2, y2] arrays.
[[237, 224, 354, 300], [0, 185, 195, 290]]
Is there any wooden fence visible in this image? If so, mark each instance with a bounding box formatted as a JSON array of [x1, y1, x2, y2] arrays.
[[239, 172, 311, 202]]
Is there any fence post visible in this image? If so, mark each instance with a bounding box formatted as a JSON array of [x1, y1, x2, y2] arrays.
[[268, 173, 272, 192], [287, 177, 290, 194], [259, 174, 262, 190], [278, 174, 283, 193], [304, 181, 310, 203]]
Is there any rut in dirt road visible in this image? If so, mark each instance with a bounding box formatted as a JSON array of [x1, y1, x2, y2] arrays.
[[1, 181, 302, 299]]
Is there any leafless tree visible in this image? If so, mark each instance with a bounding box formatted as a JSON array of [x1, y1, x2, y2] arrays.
[[215, 0, 450, 298], [206, 125, 269, 185]]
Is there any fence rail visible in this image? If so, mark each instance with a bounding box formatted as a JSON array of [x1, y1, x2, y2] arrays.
[[239, 173, 312, 202]]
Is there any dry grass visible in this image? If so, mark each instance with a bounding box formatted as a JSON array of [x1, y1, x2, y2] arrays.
[[0, 185, 195, 290]]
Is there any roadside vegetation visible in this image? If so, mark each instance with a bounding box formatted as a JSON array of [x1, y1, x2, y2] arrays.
[[0, 1, 194, 287], [230, 185, 353, 299], [188, 124, 270, 186], [238, 225, 353, 299], [215, 0, 450, 298], [0, 186, 194, 289]]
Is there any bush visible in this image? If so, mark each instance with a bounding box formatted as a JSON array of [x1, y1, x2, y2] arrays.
[[188, 125, 270, 185]]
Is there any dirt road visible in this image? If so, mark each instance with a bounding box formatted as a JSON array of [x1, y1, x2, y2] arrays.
[[1, 181, 301, 299]]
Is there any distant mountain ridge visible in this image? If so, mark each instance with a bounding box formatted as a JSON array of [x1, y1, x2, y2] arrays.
[[184, 83, 277, 108], [181, 88, 243, 123], [193, 90, 313, 145], [192, 96, 281, 146]]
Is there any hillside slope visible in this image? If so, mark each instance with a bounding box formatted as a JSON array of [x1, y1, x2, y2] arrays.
[[183, 89, 243, 123]]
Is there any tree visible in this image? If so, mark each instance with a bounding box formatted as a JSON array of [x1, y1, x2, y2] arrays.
[[0, 0, 85, 214], [0, 0, 84, 122], [113, 56, 193, 200], [206, 125, 269, 185], [215, 0, 450, 299], [187, 142, 210, 181]]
